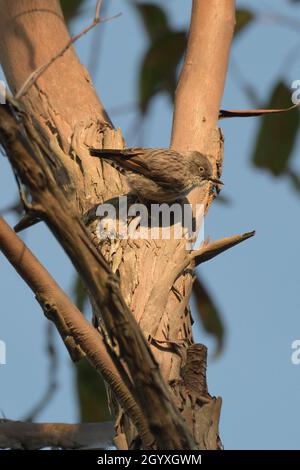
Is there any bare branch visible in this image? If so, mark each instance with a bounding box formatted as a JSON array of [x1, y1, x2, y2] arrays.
[[0, 216, 153, 449], [219, 103, 299, 119], [0, 101, 194, 450], [15, 1, 121, 99], [191, 231, 255, 267], [166, 1, 236, 449], [171, 0, 235, 151], [95, 0, 102, 20], [0, 420, 114, 450]]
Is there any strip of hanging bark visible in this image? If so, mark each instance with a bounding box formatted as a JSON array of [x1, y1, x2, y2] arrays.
[[219, 103, 299, 119], [191, 231, 255, 266], [0, 420, 114, 450], [0, 102, 194, 450], [0, 216, 154, 449]]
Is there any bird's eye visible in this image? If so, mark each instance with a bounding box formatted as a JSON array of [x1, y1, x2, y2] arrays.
[[200, 167, 204, 173]]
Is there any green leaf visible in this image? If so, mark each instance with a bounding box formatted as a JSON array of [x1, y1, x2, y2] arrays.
[[192, 274, 225, 357], [135, 3, 169, 41], [252, 81, 300, 176], [235, 9, 254, 36], [139, 31, 186, 113], [60, 0, 85, 23], [75, 359, 111, 422]]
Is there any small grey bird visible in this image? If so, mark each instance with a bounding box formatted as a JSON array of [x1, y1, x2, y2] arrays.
[[90, 147, 223, 203]]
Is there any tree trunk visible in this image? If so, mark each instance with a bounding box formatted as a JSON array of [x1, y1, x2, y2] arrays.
[[0, 0, 235, 449]]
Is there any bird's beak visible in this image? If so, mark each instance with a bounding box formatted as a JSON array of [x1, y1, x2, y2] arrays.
[[208, 177, 224, 186]]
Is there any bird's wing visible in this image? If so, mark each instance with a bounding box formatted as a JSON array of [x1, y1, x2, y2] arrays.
[[90, 148, 187, 190], [90, 148, 165, 178]]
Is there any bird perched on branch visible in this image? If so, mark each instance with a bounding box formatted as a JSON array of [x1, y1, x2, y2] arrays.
[[90, 147, 223, 203]]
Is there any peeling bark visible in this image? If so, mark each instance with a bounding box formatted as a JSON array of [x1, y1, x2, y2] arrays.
[[0, 0, 237, 449], [0, 420, 114, 450]]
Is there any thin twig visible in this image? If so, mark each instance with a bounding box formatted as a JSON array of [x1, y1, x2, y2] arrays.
[[219, 103, 299, 119], [15, 1, 121, 99], [88, 0, 108, 78], [0, 100, 193, 450], [95, 0, 102, 20]]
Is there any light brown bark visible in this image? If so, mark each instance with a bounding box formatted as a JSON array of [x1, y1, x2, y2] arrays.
[[0, 216, 153, 449], [0, 0, 236, 450], [0, 420, 114, 450], [172, 0, 235, 150], [0, 103, 194, 449]]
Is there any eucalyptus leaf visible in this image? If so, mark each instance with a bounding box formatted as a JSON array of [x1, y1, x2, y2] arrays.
[[235, 9, 254, 36], [192, 274, 225, 357], [60, 0, 85, 23], [252, 82, 300, 176], [139, 31, 186, 113]]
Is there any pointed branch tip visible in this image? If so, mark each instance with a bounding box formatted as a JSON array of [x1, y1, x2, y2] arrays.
[[192, 230, 255, 266]]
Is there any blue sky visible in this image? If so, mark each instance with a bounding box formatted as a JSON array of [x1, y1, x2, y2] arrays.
[[1, 0, 300, 449]]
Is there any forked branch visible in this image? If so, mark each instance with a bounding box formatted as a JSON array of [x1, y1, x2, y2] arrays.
[[0, 100, 194, 450], [0, 420, 114, 450]]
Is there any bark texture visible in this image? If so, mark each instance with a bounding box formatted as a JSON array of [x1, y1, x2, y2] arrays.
[[0, 420, 114, 450], [0, 0, 236, 449]]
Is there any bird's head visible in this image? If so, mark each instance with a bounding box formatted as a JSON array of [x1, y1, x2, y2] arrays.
[[188, 151, 223, 187]]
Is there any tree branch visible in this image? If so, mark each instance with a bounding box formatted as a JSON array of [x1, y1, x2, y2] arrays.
[[0, 100, 194, 450], [171, 0, 235, 151], [0, 420, 114, 450], [15, 0, 121, 99], [167, 0, 236, 449], [0, 0, 239, 450], [191, 231, 255, 266], [0, 216, 153, 449]]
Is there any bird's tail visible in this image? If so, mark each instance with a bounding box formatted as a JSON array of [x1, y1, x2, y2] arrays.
[[90, 148, 124, 158]]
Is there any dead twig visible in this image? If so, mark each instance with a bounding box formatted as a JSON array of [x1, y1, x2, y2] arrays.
[[219, 103, 299, 119], [191, 231, 255, 266]]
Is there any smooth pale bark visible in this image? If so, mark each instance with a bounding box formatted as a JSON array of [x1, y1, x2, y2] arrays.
[[172, 0, 235, 151], [0, 0, 124, 215], [172, 0, 235, 214], [0, 0, 236, 449], [0, 421, 114, 450]]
